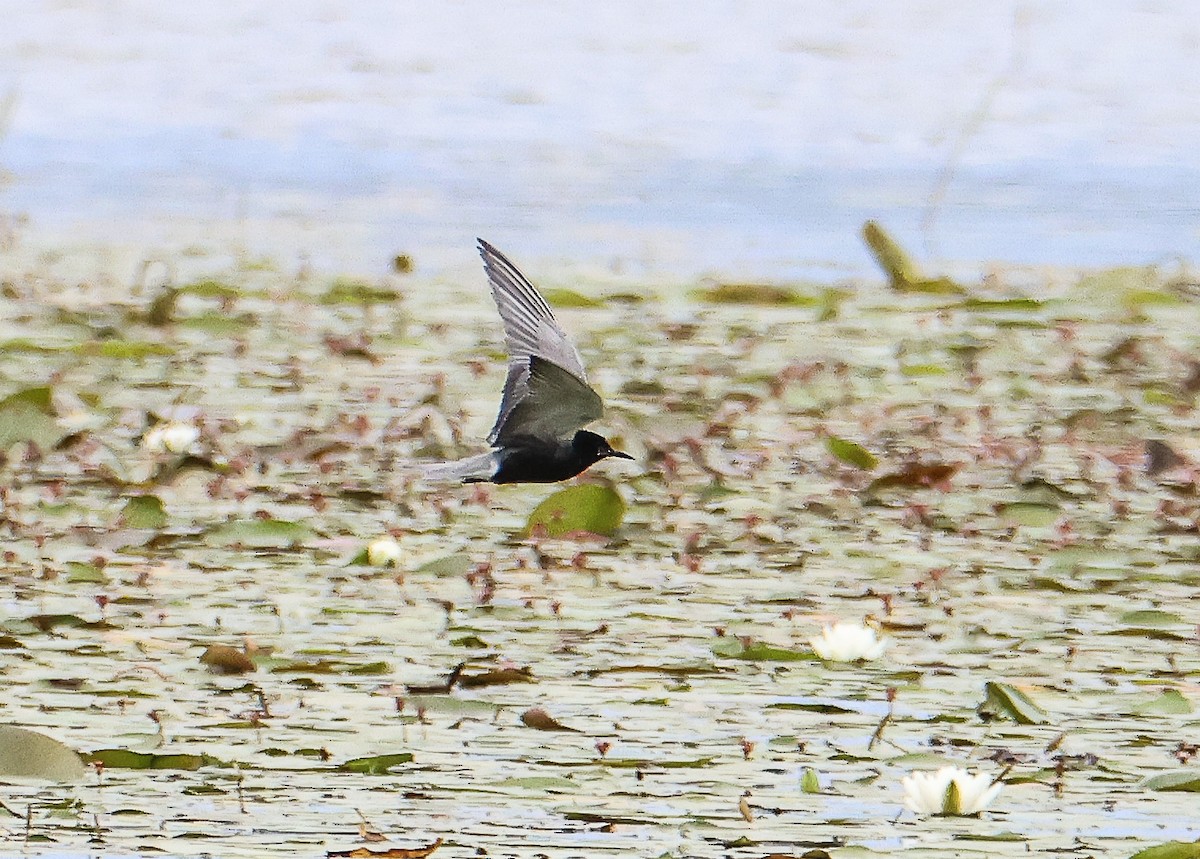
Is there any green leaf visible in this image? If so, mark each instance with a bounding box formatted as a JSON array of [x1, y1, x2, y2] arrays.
[[899, 363, 949, 377], [321, 279, 399, 305], [206, 518, 314, 548], [76, 340, 175, 359], [956, 297, 1045, 312], [0, 725, 85, 782], [691, 283, 817, 307], [905, 277, 968, 295], [84, 749, 216, 770], [978, 681, 1050, 725], [1120, 609, 1183, 626], [1133, 689, 1193, 716], [415, 554, 473, 577], [336, 752, 414, 774], [1141, 771, 1200, 792], [826, 436, 878, 470], [526, 483, 625, 538], [0, 387, 53, 413], [0, 386, 66, 451], [541, 287, 602, 308], [65, 561, 106, 584], [800, 766, 821, 794], [120, 494, 168, 529], [997, 501, 1061, 527], [861, 220, 919, 288], [1129, 840, 1200, 859], [179, 278, 241, 300], [712, 638, 815, 662], [179, 313, 254, 336]]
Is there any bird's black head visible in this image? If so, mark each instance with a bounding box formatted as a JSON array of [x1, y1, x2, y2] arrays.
[[572, 430, 634, 466]]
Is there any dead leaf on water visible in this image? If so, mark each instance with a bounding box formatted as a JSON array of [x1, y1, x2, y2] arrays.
[[865, 462, 960, 493], [200, 644, 256, 675], [520, 707, 583, 732]]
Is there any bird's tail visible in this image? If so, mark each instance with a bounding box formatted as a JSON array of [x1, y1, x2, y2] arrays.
[[419, 452, 498, 483]]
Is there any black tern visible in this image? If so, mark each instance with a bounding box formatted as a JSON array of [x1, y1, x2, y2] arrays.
[[422, 239, 633, 484]]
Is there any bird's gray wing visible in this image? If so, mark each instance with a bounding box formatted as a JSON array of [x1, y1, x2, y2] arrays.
[[478, 239, 593, 443], [493, 355, 603, 445]]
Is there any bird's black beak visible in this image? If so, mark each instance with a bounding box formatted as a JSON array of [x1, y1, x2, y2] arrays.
[[607, 449, 635, 461]]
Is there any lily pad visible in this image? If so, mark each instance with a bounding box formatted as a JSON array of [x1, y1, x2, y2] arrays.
[[76, 340, 175, 359], [85, 749, 217, 770], [0, 385, 66, 450], [526, 483, 625, 538], [1141, 771, 1200, 792], [1132, 689, 1193, 716], [542, 287, 602, 308], [826, 436, 878, 470], [0, 725, 85, 782], [712, 638, 815, 662], [978, 681, 1050, 725], [336, 752, 414, 774], [206, 518, 315, 548], [120, 494, 168, 529], [321, 279, 399, 305], [691, 282, 816, 306], [1130, 841, 1200, 859]]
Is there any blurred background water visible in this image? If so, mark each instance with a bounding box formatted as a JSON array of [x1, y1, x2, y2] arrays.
[[1, 1, 1198, 278]]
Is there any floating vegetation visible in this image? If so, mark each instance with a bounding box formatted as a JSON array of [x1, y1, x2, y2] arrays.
[[0, 244, 1196, 855]]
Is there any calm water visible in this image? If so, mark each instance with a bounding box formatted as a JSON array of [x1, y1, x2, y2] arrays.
[[2, 1, 1199, 277]]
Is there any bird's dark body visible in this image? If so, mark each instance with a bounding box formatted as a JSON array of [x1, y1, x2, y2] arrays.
[[422, 241, 632, 485], [474, 431, 630, 484]]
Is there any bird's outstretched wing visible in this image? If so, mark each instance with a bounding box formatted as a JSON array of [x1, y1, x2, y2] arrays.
[[493, 356, 603, 445], [478, 239, 599, 443]]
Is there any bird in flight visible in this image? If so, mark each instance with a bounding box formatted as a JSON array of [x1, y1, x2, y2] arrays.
[[422, 239, 633, 484]]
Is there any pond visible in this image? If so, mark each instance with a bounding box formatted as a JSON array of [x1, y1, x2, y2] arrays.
[[0, 241, 1197, 857]]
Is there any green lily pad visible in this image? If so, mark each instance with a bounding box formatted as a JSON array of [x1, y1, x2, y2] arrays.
[[336, 753, 414, 774], [1130, 840, 1200, 859], [997, 501, 1061, 527], [85, 749, 218, 770], [0, 386, 67, 451], [120, 494, 168, 529], [1132, 689, 1193, 716], [691, 283, 816, 306], [978, 681, 1050, 725], [1141, 771, 1200, 792], [526, 483, 625, 538], [76, 340, 175, 359], [206, 518, 314, 548], [179, 278, 242, 300], [1120, 609, 1184, 626], [0, 725, 85, 782], [800, 766, 821, 793], [826, 436, 878, 470], [712, 638, 815, 662], [321, 279, 399, 305], [542, 287, 602, 308], [956, 297, 1045, 312]]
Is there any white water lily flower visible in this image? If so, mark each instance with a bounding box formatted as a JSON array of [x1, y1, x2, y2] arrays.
[[809, 621, 887, 662], [143, 422, 200, 454], [902, 766, 1003, 816], [367, 537, 403, 567]]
